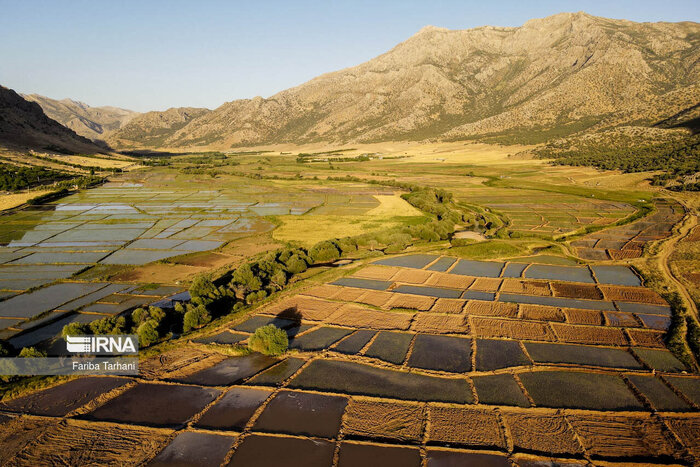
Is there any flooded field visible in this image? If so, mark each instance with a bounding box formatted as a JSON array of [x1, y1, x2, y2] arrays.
[[3, 251, 699, 465]]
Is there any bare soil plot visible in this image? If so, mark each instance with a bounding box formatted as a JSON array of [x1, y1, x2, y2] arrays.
[[425, 449, 510, 467], [178, 354, 279, 386], [524, 342, 642, 370], [551, 323, 628, 346], [393, 284, 462, 299], [254, 390, 347, 438], [391, 268, 433, 284], [464, 300, 518, 318], [664, 376, 700, 407], [288, 359, 473, 403], [524, 264, 594, 283], [385, 293, 435, 311], [411, 313, 469, 334], [520, 304, 564, 322], [663, 417, 700, 458], [328, 306, 413, 330], [599, 285, 666, 304], [84, 383, 220, 427], [567, 413, 680, 460], [551, 282, 602, 300], [475, 339, 530, 371], [450, 259, 504, 278], [0, 376, 130, 416], [195, 386, 272, 430], [500, 279, 551, 296], [290, 326, 353, 351], [0, 418, 170, 466], [472, 374, 530, 407], [561, 308, 603, 325], [264, 296, 344, 321], [356, 290, 393, 307], [338, 441, 421, 467], [471, 317, 555, 341], [427, 406, 506, 449], [426, 272, 474, 289], [518, 371, 643, 410], [343, 399, 424, 442], [301, 284, 341, 300], [227, 434, 335, 467], [632, 348, 687, 373], [332, 277, 392, 290], [365, 331, 413, 364], [374, 254, 439, 269], [332, 330, 377, 354], [407, 335, 472, 372], [502, 412, 583, 456], [351, 265, 401, 281], [149, 432, 236, 467], [626, 329, 667, 348], [246, 357, 306, 387], [329, 286, 368, 302], [430, 298, 466, 313], [139, 346, 225, 380], [469, 277, 502, 292], [626, 374, 690, 411]]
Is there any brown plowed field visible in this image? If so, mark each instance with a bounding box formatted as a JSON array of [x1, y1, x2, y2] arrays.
[[427, 406, 506, 449], [411, 313, 469, 334], [328, 306, 414, 330], [519, 304, 565, 322], [599, 285, 666, 304], [470, 317, 555, 341], [551, 323, 628, 346], [430, 298, 467, 314], [502, 412, 583, 456], [551, 282, 603, 300], [501, 279, 551, 296], [352, 265, 402, 281], [464, 301, 518, 318], [343, 399, 424, 442], [385, 293, 435, 311], [426, 272, 475, 289]]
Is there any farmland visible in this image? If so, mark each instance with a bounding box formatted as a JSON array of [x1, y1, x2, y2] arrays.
[[0, 142, 698, 464]]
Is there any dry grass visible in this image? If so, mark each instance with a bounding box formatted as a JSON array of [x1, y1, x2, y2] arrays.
[[0, 190, 52, 211]]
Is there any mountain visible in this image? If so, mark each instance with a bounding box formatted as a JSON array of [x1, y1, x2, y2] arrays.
[[105, 107, 210, 148], [0, 86, 107, 154], [133, 12, 699, 149], [22, 94, 139, 141]]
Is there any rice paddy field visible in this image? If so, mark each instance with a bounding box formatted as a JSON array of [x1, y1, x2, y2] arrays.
[[0, 143, 698, 464], [2, 252, 699, 465]]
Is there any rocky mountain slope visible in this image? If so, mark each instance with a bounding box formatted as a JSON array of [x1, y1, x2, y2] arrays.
[[0, 86, 107, 154], [129, 12, 698, 149], [22, 94, 139, 141], [105, 107, 209, 148]]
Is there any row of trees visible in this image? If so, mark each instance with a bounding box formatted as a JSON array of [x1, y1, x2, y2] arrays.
[[0, 163, 71, 191]]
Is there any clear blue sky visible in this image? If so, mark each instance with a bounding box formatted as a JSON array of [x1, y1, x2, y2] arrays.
[[1, 0, 698, 112]]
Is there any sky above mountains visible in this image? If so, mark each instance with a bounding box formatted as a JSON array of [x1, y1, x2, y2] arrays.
[[1, 0, 698, 112]]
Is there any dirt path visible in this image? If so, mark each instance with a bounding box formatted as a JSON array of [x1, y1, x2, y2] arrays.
[[657, 207, 698, 320]]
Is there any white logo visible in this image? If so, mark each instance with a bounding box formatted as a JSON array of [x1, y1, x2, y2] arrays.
[[66, 335, 137, 354]]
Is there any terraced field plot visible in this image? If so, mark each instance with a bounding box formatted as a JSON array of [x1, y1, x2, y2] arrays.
[[2, 251, 699, 464], [572, 199, 684, 260]]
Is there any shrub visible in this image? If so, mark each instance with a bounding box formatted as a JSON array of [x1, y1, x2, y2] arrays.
[[248, 325, 289, 356], [19, 347, 47, 358], [62, 321, 89, 337], [183, 305, 212, 332]]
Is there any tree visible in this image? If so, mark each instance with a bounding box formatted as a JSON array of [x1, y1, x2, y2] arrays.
[[284, 254, 308, 274], [309, 241, 341, 263], [190, 275, 218, 299], [19, 347, 47, 358], [183, 305, 212, 332], [248, 325, 288, 356], [137, 320, 160, 347]]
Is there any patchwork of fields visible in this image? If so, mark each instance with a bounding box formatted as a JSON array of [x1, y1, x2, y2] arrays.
[[572, 199, 684, 260], [2, 254, 698, 465]]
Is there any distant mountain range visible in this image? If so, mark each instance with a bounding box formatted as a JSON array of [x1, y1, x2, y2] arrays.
[[0, 86, 106, 154], [2, 12, 699, 152], [21, 94, 139, 141]]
